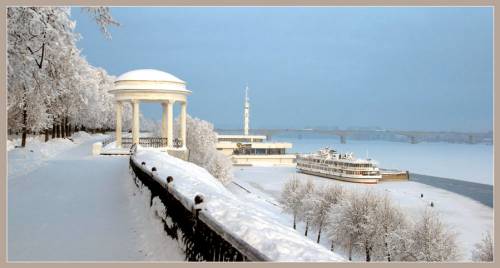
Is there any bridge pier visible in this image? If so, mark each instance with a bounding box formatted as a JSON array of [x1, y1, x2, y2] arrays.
[[410, 136, 417, 144], [340, 135, 346, 144]]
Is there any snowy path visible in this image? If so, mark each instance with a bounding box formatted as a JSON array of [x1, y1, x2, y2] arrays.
[[8, 137, 183, 261]]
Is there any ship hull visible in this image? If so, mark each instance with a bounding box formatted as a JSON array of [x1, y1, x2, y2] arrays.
[[297, 169, 380, 184]]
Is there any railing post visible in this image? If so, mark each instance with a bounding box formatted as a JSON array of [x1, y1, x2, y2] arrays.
[[166, 176, 174, 191], [193, 194, 204, 218]]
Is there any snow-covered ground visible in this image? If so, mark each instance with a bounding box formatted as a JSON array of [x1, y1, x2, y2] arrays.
[[8, 132, 107, 180], [230, 166, 494, 261], [8, 133, 184, 261], [134, 148, 344, 261]]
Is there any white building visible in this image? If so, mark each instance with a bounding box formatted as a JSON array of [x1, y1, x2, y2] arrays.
[[216, 86, 295, 166]]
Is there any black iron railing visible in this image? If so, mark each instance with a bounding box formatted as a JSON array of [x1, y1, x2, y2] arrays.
[[129, 149, 269, 262], [121, 137, 183, 148]]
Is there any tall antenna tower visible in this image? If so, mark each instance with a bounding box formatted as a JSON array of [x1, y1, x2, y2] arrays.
[[244, 85, 250, 136]]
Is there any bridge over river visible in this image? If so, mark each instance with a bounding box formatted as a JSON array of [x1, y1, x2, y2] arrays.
[[216, 128, 491, 144]]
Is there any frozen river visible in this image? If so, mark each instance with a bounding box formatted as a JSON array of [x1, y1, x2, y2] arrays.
[[276, 136, 493, 185]]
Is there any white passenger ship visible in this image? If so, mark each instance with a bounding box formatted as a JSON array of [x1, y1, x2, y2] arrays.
[[296, 148, 382, 184]]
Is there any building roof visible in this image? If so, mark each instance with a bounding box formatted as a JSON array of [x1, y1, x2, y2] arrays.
[[111, 69, 190, 99], [116, 69, 185, 84]]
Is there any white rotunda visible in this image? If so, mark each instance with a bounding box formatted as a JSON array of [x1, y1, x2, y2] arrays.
[[109, 69, 191, 158]]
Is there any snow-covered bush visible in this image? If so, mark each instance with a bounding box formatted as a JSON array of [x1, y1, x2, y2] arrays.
[[471, 231, 493, 262], [180, 115, 233, 185]]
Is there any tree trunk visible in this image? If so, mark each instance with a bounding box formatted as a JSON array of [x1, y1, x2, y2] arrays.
[[21, 106, 27, 147], [65, 116, 70, 137], [293, 214, 296, 229], [56, 124, 61, 138], [365, 243, 371, 262], [385, 241, 391, 262], [62, 118, 66, 138], [317, 225, 322, 243], [304, 221, 309, 236], [348, 238, 353, 261], [44, 129, 49, 142], [331, 240, 334, 251], [52, 123, 56, 139]]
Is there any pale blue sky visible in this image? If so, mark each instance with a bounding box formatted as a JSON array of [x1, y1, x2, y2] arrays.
[[71, 7, 493, 132]]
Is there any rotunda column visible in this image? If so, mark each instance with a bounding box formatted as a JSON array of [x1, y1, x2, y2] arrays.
[[115, 101, 123, 148], [167, 100, 174, 148], [161, 102, 168, 140], [132, 100, 140, 145], [180, 102, 187, 148]]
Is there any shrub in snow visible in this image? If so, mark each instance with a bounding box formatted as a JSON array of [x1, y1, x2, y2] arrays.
[[280, 175, 303, 229], [178, 115, 233, 185], [471, 231, 493, 262]]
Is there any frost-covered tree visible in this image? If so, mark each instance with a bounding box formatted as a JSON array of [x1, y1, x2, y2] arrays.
[[8, 7, 79, 146], [280, 175, 303, 229], [405, 209, 459, 262], [179, 115, 233, 185], [206, 151, 233, 185], [82, 7, 119, 39], [325, 189, 380, 261], [471, 231, 493, 262], [372, 194, 408, 262], [7, 6, 119, 146], [298, 179, 315, 237], [304, 184, 343, 243]]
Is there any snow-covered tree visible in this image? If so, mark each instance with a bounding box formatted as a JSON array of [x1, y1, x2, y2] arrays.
[[405, 209, 459, 262], [179, 115, 233, 185], [371, 194, 408, 262], [304, 184, 343, 243], [471, 231, 493, 262], [280, 175, 304, 229], [82, 7, 119, 39], [298, 179, 316, 237], [7, 7, 119, 146], [206, 151, 233, 185], [8, 7, 79, 146], [325, 189, 380, 261]]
